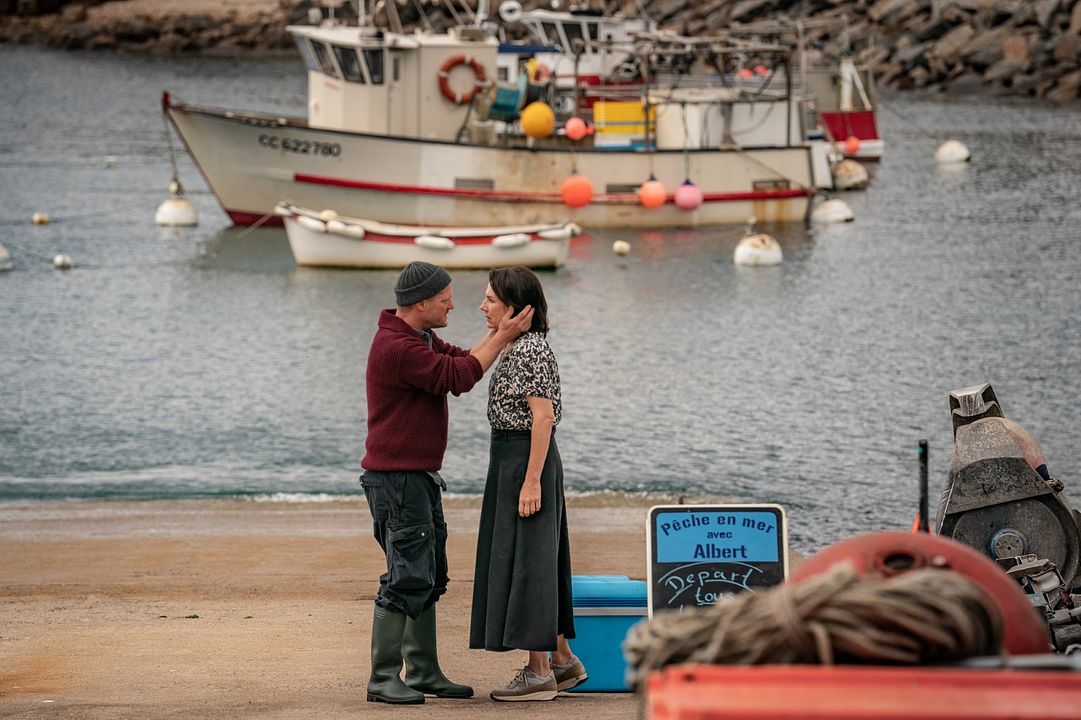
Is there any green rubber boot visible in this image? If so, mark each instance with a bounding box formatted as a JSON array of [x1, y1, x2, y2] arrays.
[[402, 605, 474, 698], [367, 606, 425, 704]]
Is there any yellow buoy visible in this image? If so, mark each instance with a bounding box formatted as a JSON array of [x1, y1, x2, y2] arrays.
[[521, 101, 555, 139], [31, 212, 50, 225]]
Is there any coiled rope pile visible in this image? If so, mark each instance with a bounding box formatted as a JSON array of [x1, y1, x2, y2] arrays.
[[624, 563, 1004, 689]]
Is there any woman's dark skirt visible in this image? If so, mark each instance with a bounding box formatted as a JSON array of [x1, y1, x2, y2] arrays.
[[469, 428, 575, 652]]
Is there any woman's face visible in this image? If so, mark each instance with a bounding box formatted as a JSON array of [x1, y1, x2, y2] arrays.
[[480, 283, 512, 329]]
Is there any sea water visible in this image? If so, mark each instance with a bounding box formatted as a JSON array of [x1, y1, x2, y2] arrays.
[[1, 46, 1080, 552]]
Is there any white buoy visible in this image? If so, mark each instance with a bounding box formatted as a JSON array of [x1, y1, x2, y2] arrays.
[[612, 239, 631, 256], [52, 254, 73, 270], [832, 159, 869, 191], [104, 155, 117, 168], [811, 198, 855, 224], [0, 242, 13, 271], [734, 217, 782, 266], [31, 212, 50, 225], [935, 139, 971, 164], [155, 196, 198, 226]]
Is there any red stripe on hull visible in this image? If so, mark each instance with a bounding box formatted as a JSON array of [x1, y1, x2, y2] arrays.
[[294, 173, 809, 204], [227, 210, 284, 226]]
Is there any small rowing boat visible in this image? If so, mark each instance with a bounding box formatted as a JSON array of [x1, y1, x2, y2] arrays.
[[275, 202, 577, 269]]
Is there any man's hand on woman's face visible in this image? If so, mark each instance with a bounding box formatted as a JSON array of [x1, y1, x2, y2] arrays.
[[498, 305, 533, 339]]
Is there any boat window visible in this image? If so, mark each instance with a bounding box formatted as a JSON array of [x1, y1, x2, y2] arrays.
[[292, 36, 320, 73], [523, 20, 545, 44], [584, 21, 600, 42], [310, 40, 340, 78], [562, 22, 584, 49], [333, 46, 366, 83], [542, 22, 564, 49], [364, 49, 385, 84]]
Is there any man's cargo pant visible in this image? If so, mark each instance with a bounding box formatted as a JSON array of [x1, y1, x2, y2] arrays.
[[360, 470, 449, 619]]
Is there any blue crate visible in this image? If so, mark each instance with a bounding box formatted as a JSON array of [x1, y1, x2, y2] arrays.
[[566, 575, 647, 692]]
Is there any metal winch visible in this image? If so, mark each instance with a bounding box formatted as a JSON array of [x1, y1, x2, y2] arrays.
[[937, 383, 1081, 652]]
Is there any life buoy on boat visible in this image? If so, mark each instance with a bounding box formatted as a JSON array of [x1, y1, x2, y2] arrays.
[[438, 55, 487, 105]]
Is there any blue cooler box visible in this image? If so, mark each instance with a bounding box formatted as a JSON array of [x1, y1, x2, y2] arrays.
[[566, 575, 647, 692]]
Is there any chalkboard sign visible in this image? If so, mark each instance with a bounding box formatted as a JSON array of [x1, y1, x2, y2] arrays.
[[646, 504, 788, 617]]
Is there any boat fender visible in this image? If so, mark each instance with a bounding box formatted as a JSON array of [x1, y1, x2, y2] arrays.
[[438, 55, 487, 106], [537, 227, 572, 241], [567, 222, 582, 236], [326, 220, 364, 239], [492, 233, 531, 248], [296, 215, 327, 233], [415, 235, 455, 250]]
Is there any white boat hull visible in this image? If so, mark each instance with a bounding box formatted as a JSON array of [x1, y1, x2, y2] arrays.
[[165, 96, 814, 229]]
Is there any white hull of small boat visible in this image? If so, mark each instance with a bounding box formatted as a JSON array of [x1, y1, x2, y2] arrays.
[[278, 203, 574, 269]]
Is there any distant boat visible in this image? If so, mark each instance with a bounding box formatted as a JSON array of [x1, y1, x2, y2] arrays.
[[276, 202, 576, 269]]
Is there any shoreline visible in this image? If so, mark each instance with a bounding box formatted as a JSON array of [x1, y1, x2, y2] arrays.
[[0, 497, 653, 718]]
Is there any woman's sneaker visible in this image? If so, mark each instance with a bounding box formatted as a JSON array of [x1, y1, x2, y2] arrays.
[[489, 666, 558, 702], [551, 655, 588, 691]]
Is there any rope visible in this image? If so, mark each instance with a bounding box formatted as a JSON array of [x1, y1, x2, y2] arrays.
[[624, 564, 1004, 689]]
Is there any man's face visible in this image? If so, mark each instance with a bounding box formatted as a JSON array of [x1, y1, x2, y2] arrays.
[[418, 285, 454, 330]]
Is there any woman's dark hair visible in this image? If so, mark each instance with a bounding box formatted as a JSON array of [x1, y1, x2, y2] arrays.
[[488, 266, 549, 335]]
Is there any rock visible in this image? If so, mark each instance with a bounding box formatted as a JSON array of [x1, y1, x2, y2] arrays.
[[1047, 68, 1081, 102], [983, 57, 1029, 82], [1071, 1, 1081, 34], [1053, 33, 1081, 63], [1033, 0, 1060, 29], [931, 23, 977, 66], [1002, 32, 1034, 61], [961, 26, 1009, 68]]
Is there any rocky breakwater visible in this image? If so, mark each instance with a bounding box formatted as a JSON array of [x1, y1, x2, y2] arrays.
[[645, 0, 1081, 103], [0, 0, 330, 54], [2, 0, 1080, 102]]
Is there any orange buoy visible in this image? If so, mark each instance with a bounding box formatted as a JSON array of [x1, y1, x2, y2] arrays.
[[638, 176, 667, 209], [843, 135, 861, 155], [561, 173, 593, 208], [565, 117, 589, 142]]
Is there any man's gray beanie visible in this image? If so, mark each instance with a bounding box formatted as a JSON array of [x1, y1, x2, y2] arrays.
[[395, 261, 452, 306]]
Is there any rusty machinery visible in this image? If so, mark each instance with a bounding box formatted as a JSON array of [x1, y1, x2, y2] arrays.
[[937, 383, 1081, 653]]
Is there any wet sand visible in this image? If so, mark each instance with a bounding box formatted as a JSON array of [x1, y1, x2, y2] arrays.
[[0, 496, 663, 719]]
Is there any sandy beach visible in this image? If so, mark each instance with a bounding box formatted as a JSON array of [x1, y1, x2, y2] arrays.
[[0, 496, 660, 719]]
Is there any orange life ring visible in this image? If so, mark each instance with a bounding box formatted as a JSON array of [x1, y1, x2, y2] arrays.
[[438, 54, 486, 105]]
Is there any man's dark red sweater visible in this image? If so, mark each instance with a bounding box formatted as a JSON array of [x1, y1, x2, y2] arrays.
[[362, 309, 484, 471]]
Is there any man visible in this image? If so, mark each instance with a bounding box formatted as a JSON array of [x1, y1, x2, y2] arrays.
[[361, 261, 533, 705]]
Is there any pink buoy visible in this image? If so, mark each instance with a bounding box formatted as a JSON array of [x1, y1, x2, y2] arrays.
[[738, 68, 753, 79], [565, 117, 589, 142], [638, 176, 667, 209], [673, 180, 703, 211]]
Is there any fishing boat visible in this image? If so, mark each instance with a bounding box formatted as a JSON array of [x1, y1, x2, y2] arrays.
[[276, 201, 575, 269], [163, 2, 822, 229]]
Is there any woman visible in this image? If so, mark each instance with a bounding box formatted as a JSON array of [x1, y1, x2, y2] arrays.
[[469, 267, 587, 702]]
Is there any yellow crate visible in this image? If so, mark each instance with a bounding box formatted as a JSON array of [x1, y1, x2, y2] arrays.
[[593, 101, 654, 136]]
